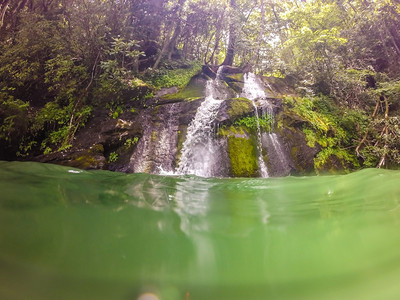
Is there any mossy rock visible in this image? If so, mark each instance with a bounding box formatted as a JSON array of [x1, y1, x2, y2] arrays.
[[62, 144, 106, 170], [314, 154, 350, 175], [74, 154, 104, 169], [228, 98, 253, 118], [277, 126, 318, 175], [162, 73, 207, 101], [226, 81, 243, 94], [215, 98, 255, 126], [227, 136, 259, 177], [314, 147, 359, 175], [225, 73, 244, 82], [225, 73, 244, 93], [261, 76, 296, 97], [218, 125, 248, 138]]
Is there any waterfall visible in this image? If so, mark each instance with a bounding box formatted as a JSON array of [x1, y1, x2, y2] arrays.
[[176, 66, 227, 177], [129, 103, 180, 174], [241, 72, 291, 177], [241, 73, 270, 178]]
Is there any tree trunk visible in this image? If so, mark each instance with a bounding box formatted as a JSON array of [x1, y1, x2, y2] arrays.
[[384, 20, 400, 56], [0, 0, 11, 28], [203, 31, 215, 64], [153, 25, 173, 69], [254, 0, 265, 65], [167, 18, 182, 60], [153, 0, 186, 69], [208, 9, 225, 65], [222, 0, 236, 66]]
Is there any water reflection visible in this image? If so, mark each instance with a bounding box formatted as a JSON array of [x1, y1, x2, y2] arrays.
[[121, 174, 276, 288], [2, 163, 400, 300]]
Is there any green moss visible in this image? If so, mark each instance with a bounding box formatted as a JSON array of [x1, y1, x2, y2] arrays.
[[228, 98, 253, 118], [145, 61, 202, 90], [71, 144, 105, 169], [162, 78, 204, 101], [74, 155, 98, 168], [228, 136, 258, 177], [290, 146, 298, 160], [91, 144, 104, 153], [217, 125, 247, 138], [314, 148, 359, 174], [226, 73, 244, 82]]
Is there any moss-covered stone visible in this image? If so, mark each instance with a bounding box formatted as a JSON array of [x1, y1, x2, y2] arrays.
[[218, 125, 247, 138], [226, 73, 244, 82], [162, 74, 206, 101], [260, 76, 296, 97], [227, 98, 253, 119], [314, 148, 359, 175], [227, 136, 259, 177], [229, 82, 243, 93], [63, 144, 106, 170], [224, 73, 244, 93], [147, 61, 202, 90]]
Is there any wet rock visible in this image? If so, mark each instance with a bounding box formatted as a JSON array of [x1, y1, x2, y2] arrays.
[[155, 87, 179, 98], [278, 124, 319, 174], [35, 144, 106, 170]]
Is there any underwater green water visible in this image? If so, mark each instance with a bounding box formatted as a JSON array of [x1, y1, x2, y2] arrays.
[[1, 161, 400, 300]]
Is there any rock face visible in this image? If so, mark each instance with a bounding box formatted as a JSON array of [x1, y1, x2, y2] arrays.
[[36, 67, 322, 177]]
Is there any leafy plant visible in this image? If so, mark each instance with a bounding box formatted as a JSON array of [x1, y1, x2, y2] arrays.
[[100, 37, 144, 79], [108, 152, 119, 163], [124, 137, 139, 148], [0, 91, 29, 144], [143, 61, 202, 90], [234, 114, 274, 132], [284, 95, 364, 172], [106, 101, 124, 119]]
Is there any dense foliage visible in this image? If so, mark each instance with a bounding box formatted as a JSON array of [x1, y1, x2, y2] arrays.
[[0, 0, 400, 169]]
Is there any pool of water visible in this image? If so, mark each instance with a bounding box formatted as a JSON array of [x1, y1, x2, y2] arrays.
[[1, 161, 400, 299]]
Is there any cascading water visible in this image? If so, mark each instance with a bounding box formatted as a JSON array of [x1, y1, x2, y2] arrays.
[[129, 103, 180, 174], [176, 67, 227, 177], [241, 72, 291, 177], [241, 73, 270, 178]]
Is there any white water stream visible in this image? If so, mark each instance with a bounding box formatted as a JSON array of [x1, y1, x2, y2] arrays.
[[176, 67, 227, 177], [241, 72, 293, 177], [241, 73, 270, 178]]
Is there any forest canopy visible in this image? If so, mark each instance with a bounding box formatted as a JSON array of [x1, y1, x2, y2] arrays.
[[1, 0, 400, 169]]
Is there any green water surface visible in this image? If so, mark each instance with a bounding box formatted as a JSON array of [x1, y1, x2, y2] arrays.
[[1, 161, 400, 300]]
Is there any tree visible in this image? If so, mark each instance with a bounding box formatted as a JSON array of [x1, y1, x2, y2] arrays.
[[153, 0, 187, 69], [222, 0, 237, 66]]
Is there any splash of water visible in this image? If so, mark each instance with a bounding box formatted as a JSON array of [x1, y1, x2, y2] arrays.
[[241, 73, 270, 178], [176, 67, 227, 177], [242, 72, 292, 177]]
